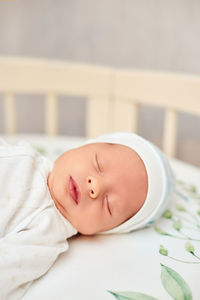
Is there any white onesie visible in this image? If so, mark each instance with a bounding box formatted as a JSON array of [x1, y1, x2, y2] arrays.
[[0, 139, 77, 300]]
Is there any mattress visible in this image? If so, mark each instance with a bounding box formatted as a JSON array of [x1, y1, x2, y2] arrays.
[[1, 134, 200, 300]]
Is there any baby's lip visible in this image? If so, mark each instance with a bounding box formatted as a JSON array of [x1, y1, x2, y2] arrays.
[[68, 176, 80, 205]]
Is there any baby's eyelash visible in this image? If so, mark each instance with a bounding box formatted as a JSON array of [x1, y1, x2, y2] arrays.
[[105, 195, 112, 216], [95, 153, 102, 172]]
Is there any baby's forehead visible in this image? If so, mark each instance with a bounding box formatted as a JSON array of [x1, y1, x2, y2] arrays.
[[88, 142, 136, 154], [83, 142, 139, 159], [84, 142, 141, 166], [81, 142, 114, 151], [88, 142, 114, 147], [85, 142, 126, 150]]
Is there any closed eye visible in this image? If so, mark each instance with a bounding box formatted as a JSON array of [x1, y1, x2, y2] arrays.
[[95, 154, 111, 215], [105, 195, 112, 216], [95, 153, 102, 172]]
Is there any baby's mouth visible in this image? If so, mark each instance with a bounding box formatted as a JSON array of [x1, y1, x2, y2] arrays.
[[68, 176, 80, 205]]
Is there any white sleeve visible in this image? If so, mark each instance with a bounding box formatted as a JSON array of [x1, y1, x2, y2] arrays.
[[0, 215, 69, 300]]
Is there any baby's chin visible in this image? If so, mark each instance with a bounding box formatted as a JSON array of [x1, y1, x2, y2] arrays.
[[73, 223, 109, 236], [76, 228, 99, 236], [74, 219, 122, 236]]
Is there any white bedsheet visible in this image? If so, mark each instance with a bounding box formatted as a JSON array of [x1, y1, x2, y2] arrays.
[[1, 134, 200, 300]]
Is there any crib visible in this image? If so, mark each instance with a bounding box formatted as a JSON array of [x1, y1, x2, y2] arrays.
[[1, 56, 200, 158], [0, 56, 200, 300]]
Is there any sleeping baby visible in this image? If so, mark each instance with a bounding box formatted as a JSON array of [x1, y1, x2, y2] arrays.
[[0, 132, 175, 300]]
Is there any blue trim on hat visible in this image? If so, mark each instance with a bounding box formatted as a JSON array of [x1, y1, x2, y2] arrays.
[[146, 145, 176, 225]]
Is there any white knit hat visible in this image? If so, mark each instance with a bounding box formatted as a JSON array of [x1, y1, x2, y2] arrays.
[[85, 132, 175, 234]]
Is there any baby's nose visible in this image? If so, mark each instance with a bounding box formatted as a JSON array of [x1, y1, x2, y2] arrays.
[[87, 176, 101, 199]]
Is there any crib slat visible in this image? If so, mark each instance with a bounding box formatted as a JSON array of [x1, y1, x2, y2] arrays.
[[4, 93, 17, 134], [113, 69, 200, 116], [112, 99, 139, 133], [45, 93, 58, 135], [86, 96, 111, 138], [163, 108, 178, 157], [131, 102, 139, 133]]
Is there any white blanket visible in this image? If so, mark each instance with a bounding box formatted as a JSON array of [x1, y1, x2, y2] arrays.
[[0, 139, 77, 300]]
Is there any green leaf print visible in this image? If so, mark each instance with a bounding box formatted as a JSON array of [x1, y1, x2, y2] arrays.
[[173, 219, 182, 231], [154, 226, 170, 236], [159, 245, 168, 256], [175, 204, 186, 212], [185, 242, 195, 254], [188, 185, 196, 193], [162, 209, 173, 219], [108, 290, 158, 300], [160, 264, 192, 300], [35, 146, 47, 156]]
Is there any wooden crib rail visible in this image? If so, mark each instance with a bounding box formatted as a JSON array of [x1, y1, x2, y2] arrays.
[[0, 56, 200, 158], [0, 56, 113, 137], [111, 69, 200, 157]]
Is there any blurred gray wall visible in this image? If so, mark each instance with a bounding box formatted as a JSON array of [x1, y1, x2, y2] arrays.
[[0, 0, 200, 166]]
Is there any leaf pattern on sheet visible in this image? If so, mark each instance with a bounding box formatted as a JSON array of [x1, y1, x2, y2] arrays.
[[108, 181, 198, 300], [159, 244, 200, 264], [108, 264, 193, 300], [34, 146, 47, 156], [160, 264, 192, 300], [155, 181, 200, 264], [177, 180, 200, 202], [108, 290, 158, 300]]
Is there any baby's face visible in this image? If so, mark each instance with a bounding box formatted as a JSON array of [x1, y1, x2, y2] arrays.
[[47, 143, 148, 235]]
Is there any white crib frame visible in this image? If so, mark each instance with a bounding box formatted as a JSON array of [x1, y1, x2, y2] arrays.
[[0, 56, 200, 157]]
